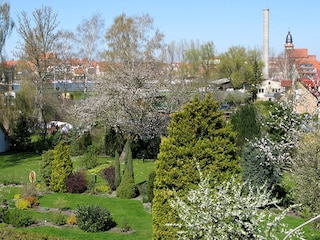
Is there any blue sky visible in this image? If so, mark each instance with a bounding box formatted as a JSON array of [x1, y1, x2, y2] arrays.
[[5, 0, 320, 60]]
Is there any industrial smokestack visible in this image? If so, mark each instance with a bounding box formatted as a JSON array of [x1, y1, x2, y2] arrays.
[[263, 9, 269, 79]]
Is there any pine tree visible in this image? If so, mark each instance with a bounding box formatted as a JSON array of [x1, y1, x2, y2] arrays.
[[50, 141, 73, 192], [152, 94, 240, 239], [231, 103, 261, 147]]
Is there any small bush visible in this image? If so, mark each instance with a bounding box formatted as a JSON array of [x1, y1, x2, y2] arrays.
[[24, 196, 38, 208], [66, 215, 77, 225], [101, 166, 116, 190], [51, 212, 66, 226], [22, 183, 39, 198], [3, 209, 35, 227], [14, 194, 21, 200], [94, 185, 110, 193], [76, 204, 116, 232], [116, 170, 139, 199], [66, 171, 87, 193], [120, 219, 131, 232], [15, 199, 30, 210]]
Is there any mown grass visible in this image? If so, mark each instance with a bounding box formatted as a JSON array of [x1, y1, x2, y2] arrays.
[[2, 152, 320, 239], [0, 152, 154, 239]]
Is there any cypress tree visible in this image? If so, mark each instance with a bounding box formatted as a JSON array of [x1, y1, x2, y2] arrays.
[[50, 141, 73, 192], [114, 150, 121, 188], [152, 94, 240, 239]]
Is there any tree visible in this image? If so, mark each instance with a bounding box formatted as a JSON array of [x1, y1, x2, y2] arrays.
[[16, 6, 60, 141], [218, 46, 264, 89], [168, 164, 304, 239], [180, 40, 217, 83], [241, 137, 284, 194], [71, 13, 167, 144], [40, 149, 54, 186], [55, 30, 75, 107], [123, 138, 134, 179], [231, 103, 261, 147], [116, 169, 138, 199], [0, 1, 14, 58], [50, 141, 73, 192], [0, 1, 15, 130], [152, 93, 240, 239], [10, 114, 31, 151], [291, 130, 320, 215], [75, 13, 105, 99], [114, 150, 121, 188]]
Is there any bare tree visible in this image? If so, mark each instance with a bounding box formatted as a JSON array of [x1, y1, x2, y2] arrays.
[[0, 1, 14, 129], [0, 0, 13, 59], [71, 13, 167, 141], [16, 6, 60, 139], [75, 13, 105, 97], [55, 30, 75, 106]]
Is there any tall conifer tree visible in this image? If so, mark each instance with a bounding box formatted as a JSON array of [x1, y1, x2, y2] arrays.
[[152, 94, 240, 239]]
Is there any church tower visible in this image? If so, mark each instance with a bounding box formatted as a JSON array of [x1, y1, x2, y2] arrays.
[[284, 31, 294, 50]]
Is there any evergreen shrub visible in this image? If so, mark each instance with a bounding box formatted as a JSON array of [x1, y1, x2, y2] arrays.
[[76, 204, 116, 232], [116, 170, 138, 199]]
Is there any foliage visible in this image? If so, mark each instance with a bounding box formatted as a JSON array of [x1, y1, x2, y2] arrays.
[[3, 209, 35, 227], [291, 131, 320, 215], [179, 40, 216, 82], [146, 170, 155, 202], [76, 204, 116, 232], [264, 101, 302, 144], [94, 185, 110, 193], [66, 171, 87, 193], [114, 150, 121, 188], [50, 141, 73, 192], [71, 13, 167, 144], [81, 143, 99, 169], [51, 212, 66, 226], [116, 169, 138, 199], [21, 183, 39, 198], [40, 150, 54, 186], [152, 93, 240, 239], [17, 6, 60, 141], [132, 135, 161, 159], [66, 215, 77, 225], [15, 199, 30, 210], [231, 103, 261, 147], [104, 126, 125, 156], [167, 166, 304, 239], [101, 165, 116, 190], [24, 196, 38, 208], [218, 46, 264, 89], [10, 114, 32, 152], [241, 137, 284, 195]]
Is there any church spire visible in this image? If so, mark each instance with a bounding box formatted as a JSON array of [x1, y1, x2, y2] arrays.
[[284, 31, 294, 49]]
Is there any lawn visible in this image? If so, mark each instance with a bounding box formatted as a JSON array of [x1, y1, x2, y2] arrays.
[[2, 152, 320, 239], [0, 152, 154, 240]]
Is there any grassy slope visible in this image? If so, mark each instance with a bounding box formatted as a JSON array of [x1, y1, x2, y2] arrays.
[[2, 153, 320, 239], [0, 152, 154, 240]]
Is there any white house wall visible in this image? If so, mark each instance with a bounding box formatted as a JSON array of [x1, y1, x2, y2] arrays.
[[257, 80, 283, 101]]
